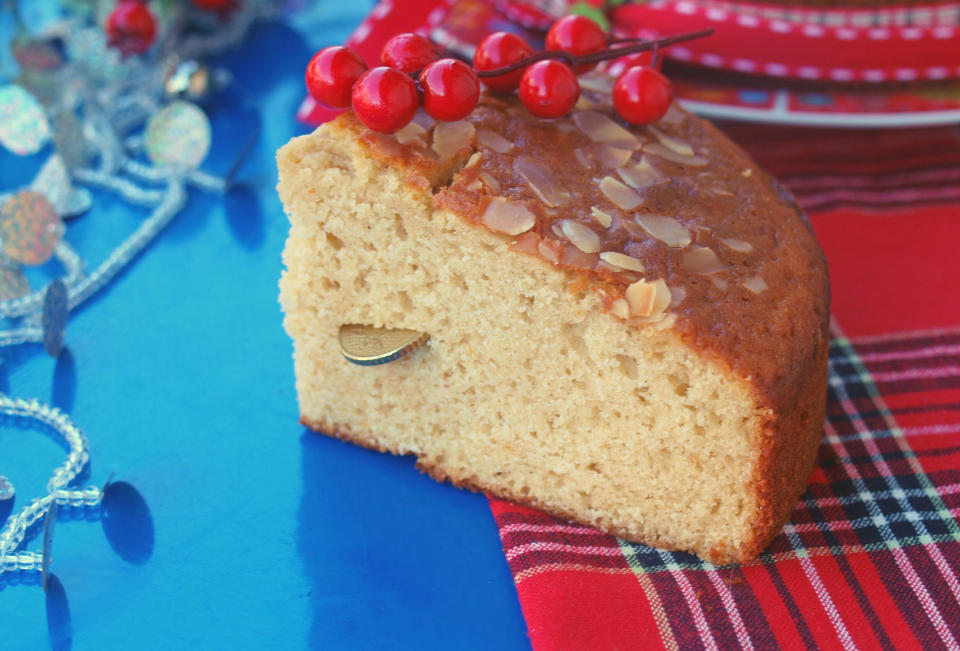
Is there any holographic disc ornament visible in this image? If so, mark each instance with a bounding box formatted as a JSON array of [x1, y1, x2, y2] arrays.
[[42, 279, 68, 357], [145, 101, 211, 169], [0, 191, 65, 266], [0, 85, 50, 155], [0, 265, 30, 301], [0, 475, 13, 502]]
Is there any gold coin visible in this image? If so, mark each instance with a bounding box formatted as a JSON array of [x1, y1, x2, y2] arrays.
[[339, 324, 429, 366]]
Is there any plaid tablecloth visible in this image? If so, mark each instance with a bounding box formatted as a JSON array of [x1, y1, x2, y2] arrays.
[[301, 3, 960, 647]]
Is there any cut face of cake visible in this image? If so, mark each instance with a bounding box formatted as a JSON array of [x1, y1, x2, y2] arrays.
[[277, 78, 830, 565]]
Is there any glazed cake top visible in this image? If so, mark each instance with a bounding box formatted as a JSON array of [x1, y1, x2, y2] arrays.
[[331, 73, 830, 410]]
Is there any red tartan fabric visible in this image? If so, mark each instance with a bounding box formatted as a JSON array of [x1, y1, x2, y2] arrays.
[[301, 2, 960, 648]]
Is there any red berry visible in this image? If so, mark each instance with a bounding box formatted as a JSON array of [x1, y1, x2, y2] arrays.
[[191, 0, 235, 10], [473, 32, 533, 92], [518, 60, 579, 119], [612, 66, 673, 125], [106, 0, 156, 56], [351, 67, 420, 133], [545, 15, 606, 73], [609, 51, 659, 76], [381, 33, 438, 74], [418, 59, 480, 122], [306, 46, 367, 109]]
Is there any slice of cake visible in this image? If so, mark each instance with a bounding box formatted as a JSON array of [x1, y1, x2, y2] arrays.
[[278, 82, 830, 564]]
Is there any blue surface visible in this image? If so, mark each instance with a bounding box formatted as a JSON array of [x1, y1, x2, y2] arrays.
[[0, 5, 529, 649]]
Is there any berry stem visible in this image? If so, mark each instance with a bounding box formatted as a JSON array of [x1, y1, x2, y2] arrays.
[[475, 28, 713, 79]]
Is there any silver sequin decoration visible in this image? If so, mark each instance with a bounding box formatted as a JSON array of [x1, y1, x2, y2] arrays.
[[0, 85, 50, 155], [145, 101, 211, 169], [0, 475, 13, 502], [42, 279, 68, 357], [52, 110, 89, 171]]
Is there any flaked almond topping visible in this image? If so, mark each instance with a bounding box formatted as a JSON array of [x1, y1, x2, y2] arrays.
[[644, 142, 708, 167], [412, 110, 436, 130], [720, 237, 753, 253], [600, 175, 644, 211], [550, 222, 565, 240], [599, 251, 645, 272], [743, 276, 769, 293], [573, 148, 591, 169], [464, 151, 482, 168], [515, 155, 569, 207], [476, 128, 514, 153], [668, 285, 687, 307], [591, 143, 633, 168], [394, 121, 427, 146], [683, 247, 726, 274], [538, 239, 560, 264], [561, 219, 601, 253], [479, 171, 501, 193], [432, 120, 475, 160], [617, 157, 665, 190], [573, 110, 638, 148], [650, 279, 672, 317], [578, 74, 614, 94], [574, 95, 597, 111], [481, 198, 535, 236], [658, 102, 685, 124], [648, 125, 695, 157], [626, 279, 656, 317], [590, 206, 613, 228], [466, 179, 483, 192], [555, 122, 578, 133], [560, 243, 598, 269], [711, 187, 734, 197], [711, 276, 729, 291], [610, 298, 630, 320], [741, 168, 753, 177], [510, 231, 540, 254], [635, 214, 691, 248]]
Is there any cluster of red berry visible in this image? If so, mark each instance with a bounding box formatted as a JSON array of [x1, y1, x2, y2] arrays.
[[105, 0, 236, 56], [306, 15, 710, 135]]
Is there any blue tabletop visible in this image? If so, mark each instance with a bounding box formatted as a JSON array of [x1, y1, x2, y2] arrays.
[[0, 4, 529, 649]]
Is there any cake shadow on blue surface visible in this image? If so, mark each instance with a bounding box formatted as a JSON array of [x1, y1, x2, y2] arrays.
[[52, 349, 76, 413], [297, 428, 530, 650]]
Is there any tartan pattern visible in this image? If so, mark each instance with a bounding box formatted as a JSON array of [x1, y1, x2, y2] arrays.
[[493, 325, 960, 648]]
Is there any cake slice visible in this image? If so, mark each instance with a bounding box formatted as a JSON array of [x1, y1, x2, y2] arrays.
[[277, 85, 829, 565]]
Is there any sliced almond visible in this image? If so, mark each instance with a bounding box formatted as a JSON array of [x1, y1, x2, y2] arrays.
[[610, 298, 630, 320], [719, 237, 753, 253], [573, 148, 591, 169], [648, 126, 695, 157], [590, 206, 613, 228], [591, 143, 633, 168], [573, 111, 638, 148], [574, 95, 597, 111], [464, 151, 482, 168], [669, 285, 686, 307], [658, 102, 685, 124], [599, 176, 643, 211], [711, 277, 729, 291], [432, 121, 475, 160], [626, 279, 656, 317], [538, 239, 560, 264], [741, 168, 753, 178], [578, 74, 614, 94], [743, 276, 768, 293], [510, 231, 540, 254], [465, 179, 483, 192], [617, 157, 666, 190], [560, 243, 598, 269], [476, 128, 514, 153], [599, 251, 645, 272], [635, 214, 691, 248], [644, 142, 708, 167], [515, 155, 569, 207], [561, 219, 600, 254], [479, 171, 501, 193], [682, 246, 725, 274], [394, 121, 427, 146], [650, 279, 672, 317], [481, 198, 535, 236]]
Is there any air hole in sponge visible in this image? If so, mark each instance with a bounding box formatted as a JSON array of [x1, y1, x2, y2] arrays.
[[393, 217, 409, 241], [396, 290, 414, 312], [325, 232, 344, 250], [616, 354, 638, 380], [667, 372, 690, 397]]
